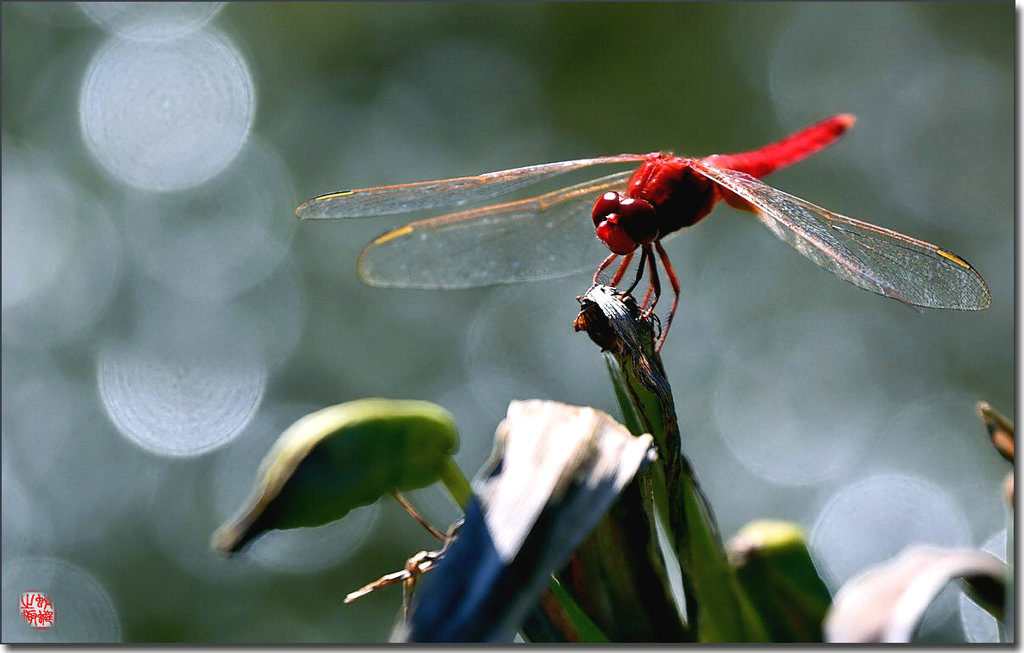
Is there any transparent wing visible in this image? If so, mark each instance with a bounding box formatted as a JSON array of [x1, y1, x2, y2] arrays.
[[692, 161, 991, 310], [296, 155, 646, 219], [356, 170, 635, 288]]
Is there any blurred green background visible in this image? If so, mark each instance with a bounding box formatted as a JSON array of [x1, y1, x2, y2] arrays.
[[2, 2, 1012, 643]]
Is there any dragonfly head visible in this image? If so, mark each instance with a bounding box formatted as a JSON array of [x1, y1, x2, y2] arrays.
[[592, 191, 658, 254]]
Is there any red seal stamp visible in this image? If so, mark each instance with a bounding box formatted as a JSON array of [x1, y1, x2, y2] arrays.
[[19, 592, 55, 629]]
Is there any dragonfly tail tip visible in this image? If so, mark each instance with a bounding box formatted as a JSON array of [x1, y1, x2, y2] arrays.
[[836, 113, 857, 129]]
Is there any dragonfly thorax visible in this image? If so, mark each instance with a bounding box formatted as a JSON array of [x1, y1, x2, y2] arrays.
[[627, 155, 718, 235], [591, 191, 658, 254]]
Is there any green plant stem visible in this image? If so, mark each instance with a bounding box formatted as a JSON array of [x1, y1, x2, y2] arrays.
[[438, 455, 472, 510], [578, 285, 769, 642]]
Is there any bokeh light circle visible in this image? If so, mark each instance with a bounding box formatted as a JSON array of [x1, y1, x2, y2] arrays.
[[79, 2, 225, 40], [4, 350, 165, 548], [79, 29, 254, 191], [2, 557, 120, 643], [3, 354, 92, 488], [712, 310, 887, 485], [97, 281, 272, 458], [1, 466, 56, 559], [98, 340, 265, 457], [2, 147, 121, 347], [246, 507, 380, 574], [879, 54, 1011, 245], [147, 460, 267, 585], [1, 154, 78, 309], [811, 473, 971, 588], [122, 138, 295, 300]]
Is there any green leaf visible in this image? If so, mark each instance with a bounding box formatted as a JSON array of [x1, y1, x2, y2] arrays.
[[728, 520, 832, 642], [546, 577, 611, 642], [554, 473, 691, 642], [521, 578, 611, 643], [212, 398, 459, 554], [578, 285, 769, 642]]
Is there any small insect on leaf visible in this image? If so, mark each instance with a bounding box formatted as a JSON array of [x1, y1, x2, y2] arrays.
[[212, 398, 459, 555]]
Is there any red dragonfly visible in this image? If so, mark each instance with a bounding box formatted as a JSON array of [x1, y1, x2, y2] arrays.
[[297, 114, 990, 350]]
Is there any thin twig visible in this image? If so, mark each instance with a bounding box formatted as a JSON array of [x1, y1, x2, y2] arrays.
[[392, 492, 446, 541]]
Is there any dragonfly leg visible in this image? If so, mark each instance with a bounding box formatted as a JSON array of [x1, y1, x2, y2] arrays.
[[622, 247, 649, 297], [641, 243, 661, 320], [640, 282, 654, 310], [609, 251, 635, 287], [654, 240, 681, 352], [592, 253, 619, 286]]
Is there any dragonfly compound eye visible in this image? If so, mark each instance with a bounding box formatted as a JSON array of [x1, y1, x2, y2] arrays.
[[592, 192, 639, 254], [592, 191, 622, 227], [617, 197, 658, 245]]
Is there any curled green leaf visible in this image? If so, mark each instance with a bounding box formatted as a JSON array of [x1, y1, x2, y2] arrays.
[[727, 520, 832, 642], [212, 398, 459, 554], [579, 284, 768, 643]]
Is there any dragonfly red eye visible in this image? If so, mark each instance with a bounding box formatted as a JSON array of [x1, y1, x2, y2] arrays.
[[592, 192, 621, 227], [592, 191, 636, 254], [617, 196, 658, 245], [592, 192, 658, 254], [595, 219, 638, 255]]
